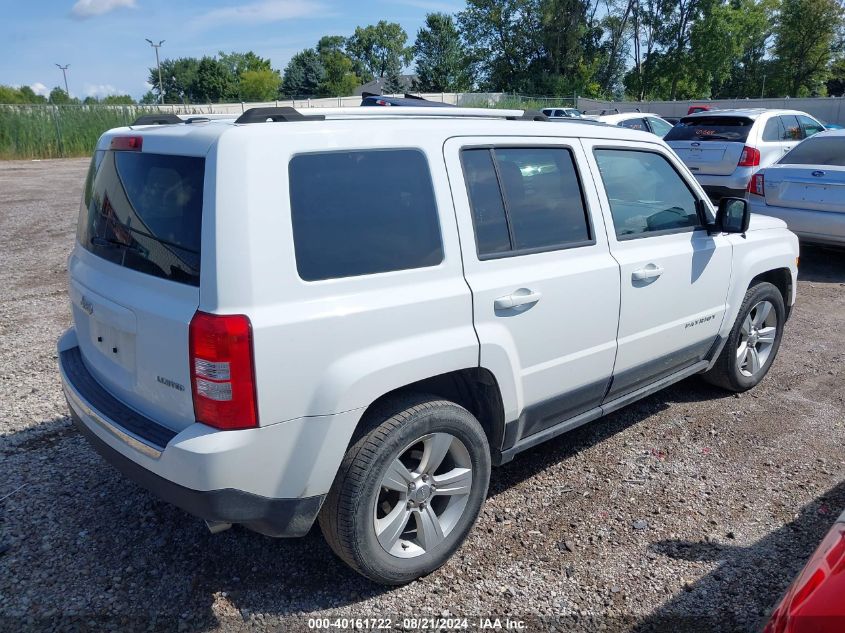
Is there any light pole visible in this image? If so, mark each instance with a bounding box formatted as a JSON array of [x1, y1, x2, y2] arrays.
[[145, 38, 165, 103], [55, 64, 70, 97]]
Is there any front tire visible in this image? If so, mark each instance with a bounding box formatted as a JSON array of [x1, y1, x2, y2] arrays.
[[319, 394, 491, 585], [702, 281, 785, 392]]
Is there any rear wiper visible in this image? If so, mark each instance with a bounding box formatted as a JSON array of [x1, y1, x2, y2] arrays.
[[693, 134, 732, 141], [91, 236, 144, 255]]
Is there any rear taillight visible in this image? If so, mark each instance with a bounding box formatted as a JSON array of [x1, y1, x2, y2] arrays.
[[748, 173, 765, 196], [110, 136, 143, 151], [738, 145, 761, 167], [189, 311, 258, 430]]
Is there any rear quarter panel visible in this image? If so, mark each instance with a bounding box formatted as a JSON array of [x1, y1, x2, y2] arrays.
[[206, 125, 479, 426]]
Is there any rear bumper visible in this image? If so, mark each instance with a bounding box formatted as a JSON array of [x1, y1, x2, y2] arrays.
[[701, 184, 747, 201], [58, 329, 362, 537], [692, 170, 754, 201], [747, 196, 845, 246], [69, 409, 323, 537]]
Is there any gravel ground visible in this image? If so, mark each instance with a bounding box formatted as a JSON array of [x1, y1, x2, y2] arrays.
[[0, 158, 843, 633]]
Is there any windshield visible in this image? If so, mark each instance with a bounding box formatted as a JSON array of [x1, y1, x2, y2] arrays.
[[780, 136, 845, 167], [78, 150, 205, 286], [664, 116, 754, 142]]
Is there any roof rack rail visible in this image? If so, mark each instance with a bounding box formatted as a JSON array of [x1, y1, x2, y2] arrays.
[[506, 109, 547, 121], [131, 113, 184, 126], [235, 106, 325, 124]]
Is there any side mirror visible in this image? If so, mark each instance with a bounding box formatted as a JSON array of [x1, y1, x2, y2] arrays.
[[716, 197, 750, 234]]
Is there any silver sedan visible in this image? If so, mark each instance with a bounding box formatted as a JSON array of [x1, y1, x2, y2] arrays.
[[746, 130, 845, 246]]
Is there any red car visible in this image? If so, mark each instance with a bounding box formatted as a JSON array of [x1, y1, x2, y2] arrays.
[[763, 508, 845, 632], [687, 105, 713, 114]]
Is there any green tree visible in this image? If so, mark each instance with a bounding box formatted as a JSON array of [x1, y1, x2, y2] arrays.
[[345, 21, 413, 81], [281, 49, 325, 96], [140, 90, 159, 104], [102, 94, 135, 104], [458, 0, 542, 91], [413, 12, 471, 92], [218, 51, 273, 76], [18, 85, 47, 103], [771, 0, 845, 96], [149, 57, 200, 103], [0, 85, 23, 103], [49, 87, 78, 104], [318, 50, 360, 96], [238, 68, 282, 101], [193, 56, 237, 102], [828, 57, 845, 96]]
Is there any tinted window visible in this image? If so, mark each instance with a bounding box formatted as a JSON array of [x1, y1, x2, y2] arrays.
[[780, 115, 803, 141], [780, 136, 845, 166], [647, 117, 673, 137], [496, 148, 591, 251], [461, 150, 511, 255], [762, 117, 784, 142], [798, 115, 825, 138], [289, 149, 443, 281], [619, 117, 648, 131], [594, 149, 701, 239], [79, 151, 205, 286], [664, 116, 754, 142], [462, 148, 591, 256]]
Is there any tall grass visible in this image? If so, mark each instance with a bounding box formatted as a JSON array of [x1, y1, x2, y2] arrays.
[[0, 105, 184, 160]]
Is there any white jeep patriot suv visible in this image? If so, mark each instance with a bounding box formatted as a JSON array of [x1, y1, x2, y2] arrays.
[[59, 106, 799, 584]]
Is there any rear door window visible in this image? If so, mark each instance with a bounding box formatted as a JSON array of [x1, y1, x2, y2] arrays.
[[762, 117, 785, 142], [797, 115, 825, 138], [664, 116, 754, 142], [619, 118, 648, 132], [461, 147, 592, 257], [780, 115, 803, 141], [288, 149, 443, 281], [79, 150, 205, 286], [780, 136, 845, 166]]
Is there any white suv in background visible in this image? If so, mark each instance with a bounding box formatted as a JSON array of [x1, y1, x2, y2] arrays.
[[666, 108, 826, 201], [59, 106, 799, 584]]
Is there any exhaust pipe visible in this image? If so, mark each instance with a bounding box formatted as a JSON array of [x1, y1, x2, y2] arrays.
[[205, 520, 233, 534]]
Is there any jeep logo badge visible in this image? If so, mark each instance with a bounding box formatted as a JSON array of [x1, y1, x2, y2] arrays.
[[80, 296, 94, 316]]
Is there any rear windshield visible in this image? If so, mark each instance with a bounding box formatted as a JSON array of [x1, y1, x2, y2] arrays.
[[78, 150, 205, 286], [780, 136, 845, 167], [664, 116, 754, 143]]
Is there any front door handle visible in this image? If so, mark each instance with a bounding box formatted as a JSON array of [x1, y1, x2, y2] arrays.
[[494, 288, 542, 310], [632, 264, 664, 281]]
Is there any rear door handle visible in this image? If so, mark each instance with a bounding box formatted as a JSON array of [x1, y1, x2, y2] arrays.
[[632, 264, 664, 281], [494, 288, 542, 310]]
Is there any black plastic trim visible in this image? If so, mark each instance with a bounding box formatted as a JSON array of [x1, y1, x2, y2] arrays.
[[131, 114, 183, 126], [496, 359, 710, 465], [235, 107, 325, 124], [69, 409, 323, 537], [603, 339, 713, 401], [60, 347, 177, 449], [504, 378, 610, 448]]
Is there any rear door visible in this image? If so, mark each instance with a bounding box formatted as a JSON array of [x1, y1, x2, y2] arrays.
[[444, 137, 620, 444], [70, 143, 206, 432], [581, 139, 732, 400], [665, 116, 754, 175]]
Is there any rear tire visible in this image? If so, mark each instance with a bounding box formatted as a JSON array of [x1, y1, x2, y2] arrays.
[[702, 281, 785, 392], [318, 394, 490, 585]]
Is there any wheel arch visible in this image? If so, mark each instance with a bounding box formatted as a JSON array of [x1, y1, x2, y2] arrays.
[[352, 368, 507, 459]]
